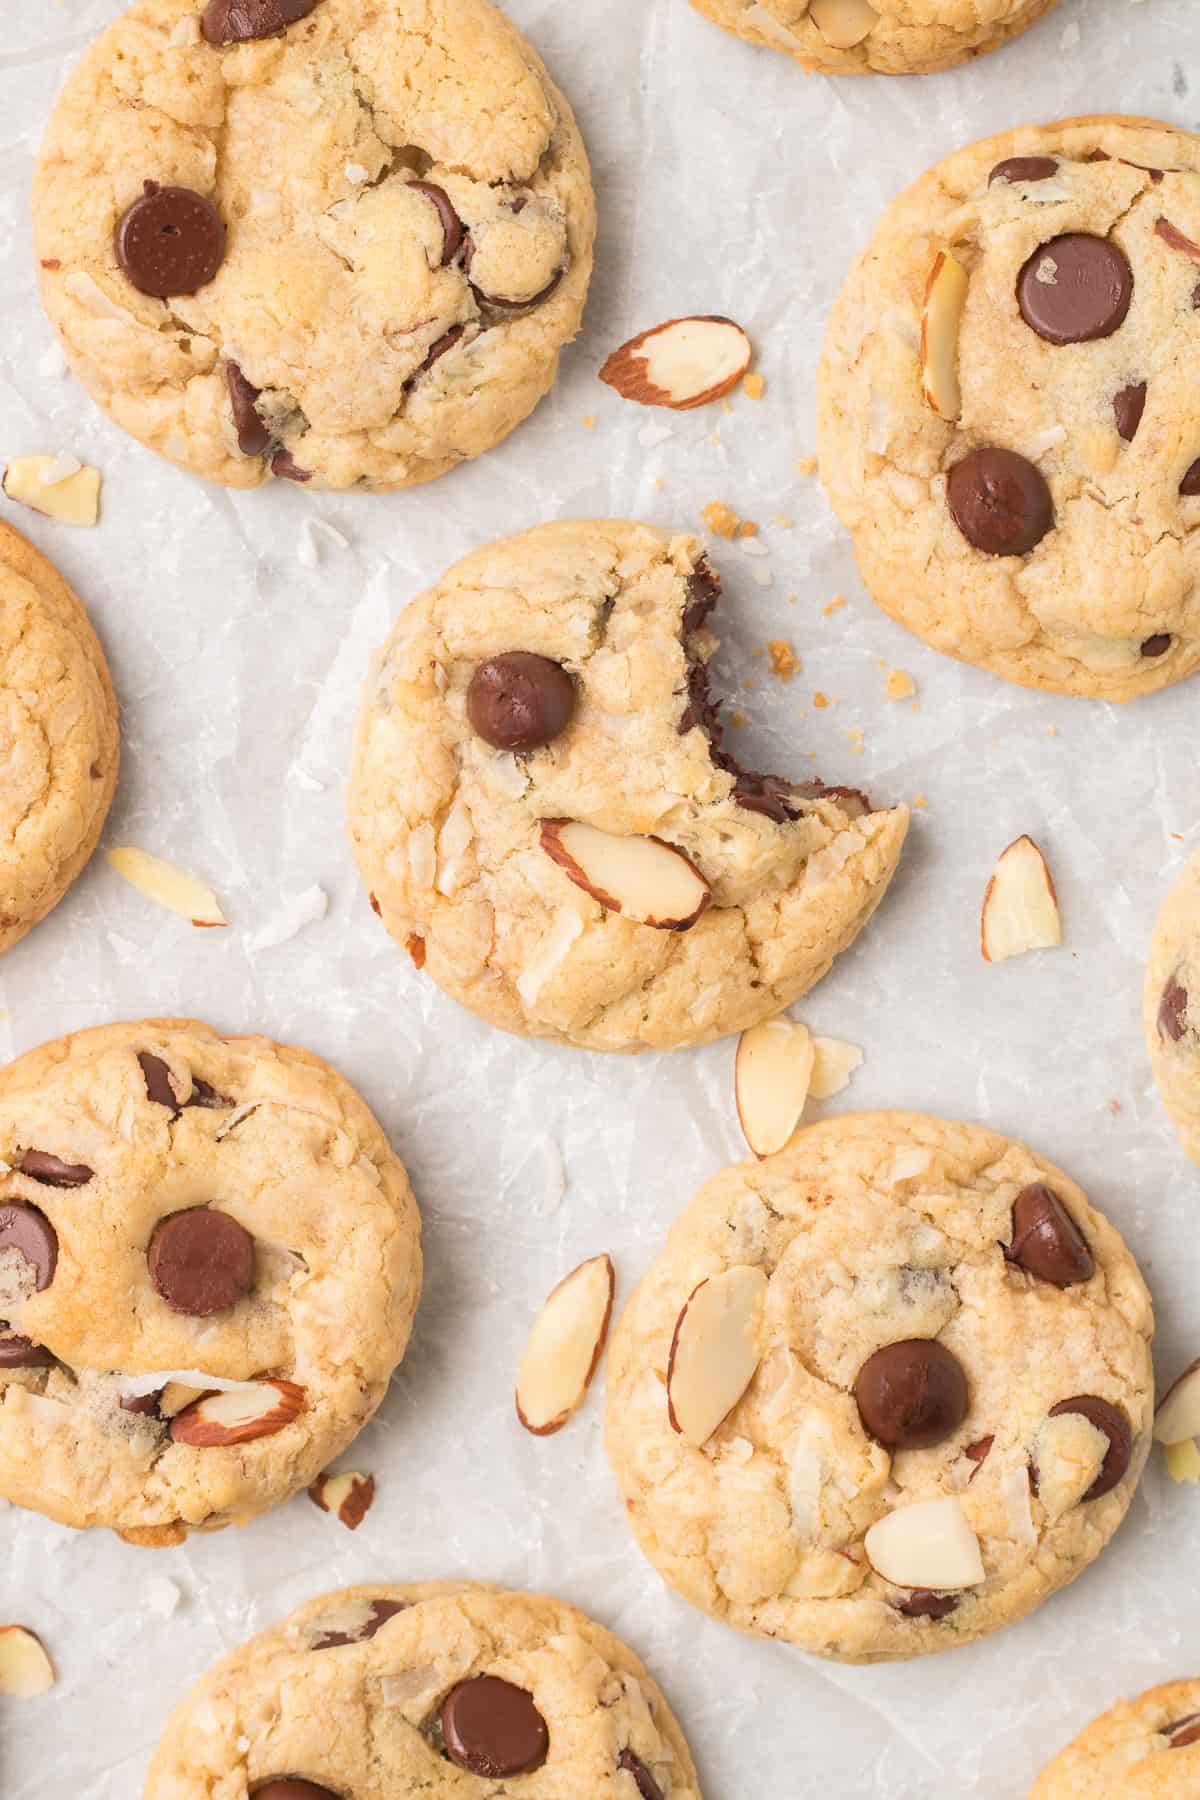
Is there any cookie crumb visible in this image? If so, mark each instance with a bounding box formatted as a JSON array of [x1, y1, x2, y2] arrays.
[[772, 514, 794, 528], [700, 500, 741, 539], [580, 414, 596, 430], [812, 691, 832, 709], [913, 793, 928, 809], [885, 669, 917, 702], [735, 519, 759, 539], [742, 372, 766, 400], [795, 456, 818, 477], [767, 640, 800, 682], [823, 596, 846, 617]]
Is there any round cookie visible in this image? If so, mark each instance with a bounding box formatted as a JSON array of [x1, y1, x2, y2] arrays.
[[33, 0, 594, 492], [145, 1580, 702, 1798], [817, 116, 1200, 699], [689, 0, 1058, 78], [0, 1019, 421, 1544], [605, 1112, 1154, 1662], [1144, 851, 1200, 1164], [348, 520, 908, 1054], [1031, 1679, 1200, 1798], [0, 521, 118, 952]]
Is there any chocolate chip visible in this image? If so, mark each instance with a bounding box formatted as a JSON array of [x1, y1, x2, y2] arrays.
[[682, 558, 722, 637], [964, 1435, 994, 1477], [618, 1748, 665, 1800], [187, 1078, 230, 1110], [115, 183, 226, 300], [988, 156, 1059, 185], [466, 653, 576, 752], [414, 324, 465, 377], [407, 182, 464, 265], [947, 448, 1054, 557], [1084, 149, 1111, 163], [312, 1598, 407, 1650], [18, 1150, 93, 1187], [0, 1330, 54, 1369], [1017, 234, 1133, 345], [201, 0, 320, 44], [896, 1591, 958, 1620], [1159, 977, 1190, 1042], [272, 448, 311, 483], [1181, 457, 1200, 496], [147, 1208, 255, 1317], [1114, 381, 1147, 442], [1170, 1717, 1200, 1749], [1047, 1395, 1132, 1499], [440, 1676, 550, 1778], [250, 1784, 341, 1800], [854, 1339, 968, 1450], [1141, 632, 1172, 658], [471, 268, 564, 313], [0, 1205, 58, 1291], [139, 1052, 180, 1111], [120, 1390, 162, 1417], [226, 362, 272, 457], [730, 772, 802, 824], [1006, 1183, 1094, 1287]]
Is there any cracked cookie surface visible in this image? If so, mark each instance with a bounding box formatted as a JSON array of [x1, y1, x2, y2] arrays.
[[0, 521, 118, 955], [33, 0, 594, 491], [817, 116, 1200, 698], [605, 1113, 1153, 1662], [1144, 851, 1200, 1166], [348, 520, 908, 1054], [689, 0, 1057, 76], [145, 1580, 701, 1799], [0, 1019, 421, 1542], [1031, 1678, 1200, 1797]]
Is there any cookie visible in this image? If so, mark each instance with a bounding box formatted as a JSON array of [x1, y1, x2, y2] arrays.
[[605, 1112, 1153, 1663], [0, 521, 118, 953], [1031, 1679, 1200, 1798], [1145, 851, 1200, 1164], [0, 1019, 421, 1544], [144, 1580, 702, 1798], [348, 520, 908, 1054], [689, 0, 1057, 77], [33, 0, 594, 492], [817, 116, 1200, 699]]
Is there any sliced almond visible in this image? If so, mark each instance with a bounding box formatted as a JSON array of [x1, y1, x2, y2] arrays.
[[309, 1469, 376, 1529], [516, 1253, 615, 1436], [107, 847, 227, 928], [667, 1265, 768, 1446], [1155, 216, 1200, 260], [735, 1017, 814, 1158], [0, 1626, 55, 1698], [1166, 1438, 1200, 1483], [1154, 1359, 1200, 1445], [809, 1037, 863, 1100], [169, 1379, 305, 1448], [980, 835, 1061, 963], [3, 456, 101, 527], [920, 252, 969, 421], [863, 1495, 985, 1591], [157, 1382, 207, 1419], [539, 820, 710, 931], [599, 317, 752, 411], [808, 0, 878, 49]]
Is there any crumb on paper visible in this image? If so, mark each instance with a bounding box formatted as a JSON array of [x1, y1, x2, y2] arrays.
[[795, 456, 817, 477], [885, 669, 917, 702], [1108, 1099, 1122, 1116], [742, 678, 758, 692], [809, 1038, 863, 1100], [700, 500, 741, 539], [823, 596, 846, 617], [735, 519, 759, 539], [913, 793, 929, 810], [742, 372, 766, 400], [787, 593, 797, 606], [1047, 724, 1058, 737], [772, 514, 794, 528], [767, 640, 800, 682], [812, 691, 831, 709], [847, 729, 865, 755], [580, 414, 596, 430], [730, 712, 747, 728]]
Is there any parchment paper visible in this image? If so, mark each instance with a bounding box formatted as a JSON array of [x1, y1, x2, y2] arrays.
[[3, 1, 1200, 1793]]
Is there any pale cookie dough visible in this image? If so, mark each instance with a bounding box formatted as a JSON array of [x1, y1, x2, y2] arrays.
[[348, 520, 908, 1054], [0, 521, 118, 953], [0, 1019, 421, 1544], [145, 1581, 702, 1799], [605, 1113, 1154, 1663], [689, 0, 1057, 77], [817, 116, 1200, 699], [1031, 1679, 1200, 1798], [33, 0, 594, 492], [1144, 851, 1200, 1165]]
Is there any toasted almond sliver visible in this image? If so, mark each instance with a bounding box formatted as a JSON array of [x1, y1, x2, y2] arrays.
[[735, 1017, 814, 1158], [3, 456, 100, 527], [667, 1265, 768, 1446], [809, 0, 878, 49], [1154, 1361, 1200, 1445], [864, 1495, 985, 1590], [0, 1626, 55, 1698], [980, 835, 1061, 963], [600, 317, 752, 411], [107, 848, 227, 928], [516, 1254, 615, 1435], [920, 252, 969, 421], [809, 1037, 863, 1099], [540, 820, 711, 931]]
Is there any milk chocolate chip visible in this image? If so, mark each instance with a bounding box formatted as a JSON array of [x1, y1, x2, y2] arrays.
[[1047, 1395, 1132, 1499], [1182, 457, 1200, 496], [896, 1591, 958, 1621], [854, 1339, 968, 1450], [467, 653, 576, 752], [1113, 381, 1147, 442], [0, 1330, 54, 1369], [618, 1748, 666, 1800], [0, 1204, 58, 1292], [202, 0, 320, 44], [989, 157, 1059, 185], [18, 1150, 93, 1188], [1017, 234, 1133, 344], [147, 1208, 255, 1317], [947, 448, 1053, 557], [115, 183, 226, 300], [407, 182, 464, 265], [1141, 633, 1172, 658], [251, 1784, 341, 1800], [312, 1598, 407, 1650], [1007, 1183, 1094, 1287], [440, 1676, 550, 1777], [226, 362, 272, 457], [1159, 977, 1190, 1042]]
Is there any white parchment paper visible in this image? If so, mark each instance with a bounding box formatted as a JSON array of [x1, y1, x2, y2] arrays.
[[3, 1, 1200, 1793]]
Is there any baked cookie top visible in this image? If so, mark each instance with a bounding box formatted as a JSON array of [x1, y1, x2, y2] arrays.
[[1145, 850, 1200, 1165], [817, 116, 1200, 699], [605, 1112, 1154, 1663], [1031, 1679, 1200, 1798], [144, 1581, 702, 1799], [0, 1019, 421, 1543], [349, 520, 908, 1054], [689, 0, 1057, 78], [0, 521, 118, 954], [33, 0, 594, 492]]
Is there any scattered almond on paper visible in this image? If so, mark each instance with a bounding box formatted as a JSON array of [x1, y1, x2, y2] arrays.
[[1155, 1360, 1200, 1482], [600, 317, 752, 410], [3, 456, 100, 526], [980, 835, 1061, 962], [106, 848, 228, 928], [516, 1254, 615, 1436], [309, 1470, 376, 1530], [0, 1627, 55, 1698]]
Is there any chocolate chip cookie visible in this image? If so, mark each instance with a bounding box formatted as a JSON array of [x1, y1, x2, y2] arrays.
[[605, 1112, 1153, 1662], [1031, 1679, 1200, 1797], [33, 0, 594, 491], [144, 1581, 702, 1798], [0, 521, 118, 954], [0, 1019, 421, 1544], [689, 0, 1057, 77], [348, 520, 908, 1053], [818, 116, 1200, 699], [1145, 851, 1200, 1165]]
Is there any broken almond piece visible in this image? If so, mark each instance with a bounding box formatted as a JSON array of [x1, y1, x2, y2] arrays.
[[107, 847, 227, 928], [0, 1626, 55, 1698], [1154, 1360, 1200, 1446], [920, 252, 969, 421], [667, 1265, 768, 1446], [809, 1037, 863, 1100], [1155, 217, 1200, 260], [863, 1495, 985, 1591], [735, 1017, 814, 1158], [157, 1381, 207, 1418], [1166, 1438, 1200, 1483], [980, 835, 1061, 962], [169, 1379, 304, 1448], [3, 456, 100, 527], [600, 317, 752, 411], [539, 820, 710, 931], [809, 0, 878, 49], [309, 1469, 376, 1530], [516, 1253, 615, 1435]]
